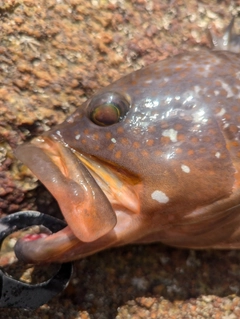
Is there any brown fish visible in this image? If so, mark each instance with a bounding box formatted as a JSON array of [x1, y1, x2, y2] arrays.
[[14, 20, 240, 263]]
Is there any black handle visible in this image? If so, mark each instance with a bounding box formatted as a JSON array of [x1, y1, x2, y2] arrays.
[[0, 211, 73, 309]]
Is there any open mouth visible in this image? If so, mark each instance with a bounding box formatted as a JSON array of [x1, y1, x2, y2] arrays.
[[74, 152, 141, 215], [14, 136, 143, 263]]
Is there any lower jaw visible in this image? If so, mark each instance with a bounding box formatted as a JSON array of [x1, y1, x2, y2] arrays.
[[14, 205, 148, 263]]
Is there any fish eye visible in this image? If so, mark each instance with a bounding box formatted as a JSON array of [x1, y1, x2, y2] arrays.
[[88, 92, 130, 126]]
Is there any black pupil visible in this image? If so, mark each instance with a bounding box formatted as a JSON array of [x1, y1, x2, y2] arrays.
[[92, 103, 120, 126]]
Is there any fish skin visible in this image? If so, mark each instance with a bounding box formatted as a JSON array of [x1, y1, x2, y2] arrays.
[[13, 21, 240, 263]]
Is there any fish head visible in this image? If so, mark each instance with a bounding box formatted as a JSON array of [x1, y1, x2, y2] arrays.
[[14, 51, 237, 262]]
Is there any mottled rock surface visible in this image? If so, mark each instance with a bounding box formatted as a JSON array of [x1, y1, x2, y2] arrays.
[[1, 0, 240, 318]]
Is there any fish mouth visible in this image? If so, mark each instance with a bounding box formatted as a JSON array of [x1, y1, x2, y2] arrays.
[[74, 152, 141, 215], [14, 135, 143, 263]]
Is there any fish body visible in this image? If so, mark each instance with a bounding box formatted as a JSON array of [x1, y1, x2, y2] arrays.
[[14, 36, 240, 262]]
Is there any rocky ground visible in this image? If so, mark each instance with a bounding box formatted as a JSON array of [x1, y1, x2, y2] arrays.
[[1, 0, 240, 318]]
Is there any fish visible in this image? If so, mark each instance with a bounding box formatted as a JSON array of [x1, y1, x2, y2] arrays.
[[13, 19, 240, 263]]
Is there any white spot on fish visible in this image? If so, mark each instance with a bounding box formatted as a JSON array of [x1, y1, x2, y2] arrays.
[[216, 108, 226, 116], [181, 164, 190, 173], [151, 190, 169, 204], [215, 152, 221, 158], [162, 129, 178, 143], [111, 138, 116, 143], [75, 134, 81, 140]]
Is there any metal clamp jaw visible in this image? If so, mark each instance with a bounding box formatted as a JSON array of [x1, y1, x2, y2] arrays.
[[0, 211, 73, 309]]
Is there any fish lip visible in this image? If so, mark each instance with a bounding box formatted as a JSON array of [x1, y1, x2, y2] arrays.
[[15, 136, 119, 243], [49, 131, 142, 215], [16, 133, 142, 216]]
